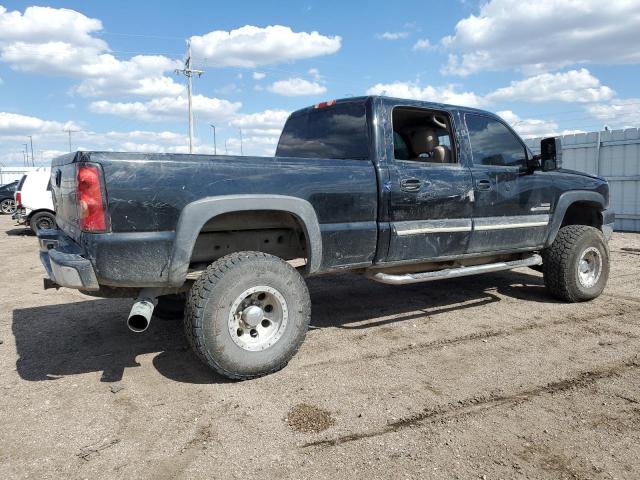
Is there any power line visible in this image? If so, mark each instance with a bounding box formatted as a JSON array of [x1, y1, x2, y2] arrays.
[[96, 31, 185, 41], [210, 124, 217, 155], [27, 136, 35, 166], [175, 39, 204, 154], [63, 129, 80, 152]]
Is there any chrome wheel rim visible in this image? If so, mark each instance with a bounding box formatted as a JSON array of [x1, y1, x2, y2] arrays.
[[1, 199, 15, 214], [577, 246, 602, 288], [228, 286, 288, 351]]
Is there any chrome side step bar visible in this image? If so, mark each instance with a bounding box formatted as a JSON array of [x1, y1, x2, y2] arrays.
[[366, 254, 542, 286]]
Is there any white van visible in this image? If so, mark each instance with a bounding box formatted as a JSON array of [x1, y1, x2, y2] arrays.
[[15, 168, 56, 233]]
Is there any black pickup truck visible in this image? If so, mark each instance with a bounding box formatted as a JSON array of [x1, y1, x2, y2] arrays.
[[39, 96, 614, 379]]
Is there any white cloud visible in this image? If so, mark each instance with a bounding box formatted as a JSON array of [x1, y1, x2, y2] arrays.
[[308, 68, 321, 81], [0, 111, 79, 136], [252, 72, 266, 80], [225, 135, 280, 156], [412, 39, 431, 51], [585, 99, 640, 128], [229, 109, 290, 136], [0, 6, 183, 97], [89, 95, 242, 121], [367, 69, 614, 108], [497, 111, 560, 139], [190, 25, 341, 68], [487, 69, 615, 103], [268, 78, 327, 97], [0, 5, 104, 48], [377, 31, 409, 40], [215, 83, 241, 95], [442, 0, 640, 75], [366, 81, 486, 108]]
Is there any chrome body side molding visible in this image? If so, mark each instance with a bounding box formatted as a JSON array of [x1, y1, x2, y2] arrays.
[[394, 218, 472, 236], [473, 214, 550, 231]]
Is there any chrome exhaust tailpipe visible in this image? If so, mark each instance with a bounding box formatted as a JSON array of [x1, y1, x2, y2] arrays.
[[127, 292, 158, 333]]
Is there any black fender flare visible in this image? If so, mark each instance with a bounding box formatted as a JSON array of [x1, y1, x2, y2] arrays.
[[545, 191, 606, 247], [168, 194, 322, 286]]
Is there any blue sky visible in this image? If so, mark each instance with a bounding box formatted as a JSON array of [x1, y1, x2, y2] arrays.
[[1, 0, 640, 165]]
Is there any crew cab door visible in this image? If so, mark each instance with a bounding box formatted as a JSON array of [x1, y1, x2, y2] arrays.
[[464, 113, 551, 253], [385, 107, 474, 262]]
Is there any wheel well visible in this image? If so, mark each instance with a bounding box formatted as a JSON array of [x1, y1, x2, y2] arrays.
[[27, 209, 55, 220], [560, 202, 602, 229], [189, 210, 308, 266]]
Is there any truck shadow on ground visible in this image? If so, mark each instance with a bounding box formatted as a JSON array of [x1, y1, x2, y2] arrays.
[[5, 227, 34, 236], [11, 269, 551, 385]]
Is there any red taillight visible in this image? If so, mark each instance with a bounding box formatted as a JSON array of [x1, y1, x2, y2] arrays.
[[15, 192, 21, 208], [77, 164, 108, 232]]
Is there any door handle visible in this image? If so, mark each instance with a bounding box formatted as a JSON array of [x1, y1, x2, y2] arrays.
[[476, 179, 492, 191], [400, 178, 422, 192]]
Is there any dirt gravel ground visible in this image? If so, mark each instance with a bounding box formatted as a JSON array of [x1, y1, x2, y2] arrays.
[[1, 214, 639, 480]]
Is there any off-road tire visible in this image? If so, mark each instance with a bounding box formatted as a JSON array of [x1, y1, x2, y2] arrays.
[[184, 251, 310, 380], [154, 293, 186, 320], [29, 211, 55, 234], [542, 225, 609, 302]]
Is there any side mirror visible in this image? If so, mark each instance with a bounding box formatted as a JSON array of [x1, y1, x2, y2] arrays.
[[519, 156, 538, 174], [540, 137, 562, 171]]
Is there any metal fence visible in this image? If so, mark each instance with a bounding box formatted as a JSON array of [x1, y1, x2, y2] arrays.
[[0, 166, 42, 185], [526, 128, 640, 232]]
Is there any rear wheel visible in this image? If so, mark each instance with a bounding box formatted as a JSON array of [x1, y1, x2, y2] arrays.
[[184, 251, 310, 380], [0, 198, 16, 215], [542, 225, 609, 302], [30, 211, 55, 233]]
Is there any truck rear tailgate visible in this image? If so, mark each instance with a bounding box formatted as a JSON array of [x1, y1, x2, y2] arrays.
[[50, 153, 83, 241]]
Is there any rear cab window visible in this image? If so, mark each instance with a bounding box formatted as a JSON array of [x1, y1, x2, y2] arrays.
[[276, 101, 370, 160]]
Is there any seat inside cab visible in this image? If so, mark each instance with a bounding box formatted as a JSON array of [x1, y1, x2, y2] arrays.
[[392, 107, 455, 163]]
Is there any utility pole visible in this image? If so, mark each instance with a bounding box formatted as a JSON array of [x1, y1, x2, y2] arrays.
[[210, 124, 217, 155], [175, 39, 204, 154], [63, 129, 79, 152], [23, 144, 29, 166], [28, 136, 35, 166], [239, 128, 243, 156]]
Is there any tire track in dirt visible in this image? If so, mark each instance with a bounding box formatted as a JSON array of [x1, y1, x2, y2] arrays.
[[302, 304, 639, 369], [303, 356, 640, 449]]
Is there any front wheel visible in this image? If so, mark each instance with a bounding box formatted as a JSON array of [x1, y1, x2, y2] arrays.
[[542, 225, 610, 302], [0, 198, 16, 215], [184, 251, 310, 380]]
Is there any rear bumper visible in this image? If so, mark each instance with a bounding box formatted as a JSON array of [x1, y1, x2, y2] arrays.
[[601, 209, 615, 242], [38, 229, 99, 291]]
